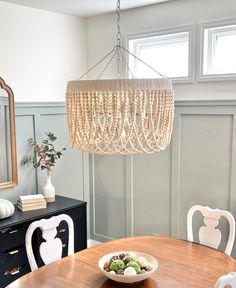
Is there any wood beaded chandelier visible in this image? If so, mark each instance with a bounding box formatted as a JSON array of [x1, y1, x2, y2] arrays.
[[66, 0, 174, 155]]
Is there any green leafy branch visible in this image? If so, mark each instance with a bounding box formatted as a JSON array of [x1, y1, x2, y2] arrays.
[[22, 132, 66, 173]]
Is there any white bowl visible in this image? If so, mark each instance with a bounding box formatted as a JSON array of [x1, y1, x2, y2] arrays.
[[98, 251, 158, 283]]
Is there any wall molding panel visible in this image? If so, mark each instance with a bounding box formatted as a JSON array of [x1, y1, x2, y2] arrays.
[[90, 100, 236, 256], [3, 100, 236, 252], [2, 101, 90, 236]]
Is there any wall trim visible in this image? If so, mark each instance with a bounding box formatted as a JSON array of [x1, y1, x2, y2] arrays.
[[175, 99, 236, 106], [15, 99, 236, 108], [15, 101, 65, 108]]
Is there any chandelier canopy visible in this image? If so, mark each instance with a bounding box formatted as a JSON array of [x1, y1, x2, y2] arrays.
[[66, 1, 174, 155]]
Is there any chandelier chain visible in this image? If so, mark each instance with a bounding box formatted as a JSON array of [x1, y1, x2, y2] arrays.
[[78, 0, 167, 80], [116, 0, 121, 47], [79, 47, 116, 80], [116, 0, 121, 78], [120, 46, 166, 78], [98, 50, 117, 79], [120, 48, 136, 79]]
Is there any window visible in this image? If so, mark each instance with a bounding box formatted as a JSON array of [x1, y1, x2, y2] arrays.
[[200, 22, 236, 79], [128, 29, 192, 82]]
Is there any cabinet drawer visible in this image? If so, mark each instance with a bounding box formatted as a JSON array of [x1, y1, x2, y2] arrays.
[[0, 246, 28, 272], [1, 264, 31, 288], [0, 225, 28, 252], [0, 196, 87, 287]]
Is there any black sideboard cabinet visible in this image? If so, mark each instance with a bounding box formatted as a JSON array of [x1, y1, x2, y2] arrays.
[[0, 195, 87, 288]]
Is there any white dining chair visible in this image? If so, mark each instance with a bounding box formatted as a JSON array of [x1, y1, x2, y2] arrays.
[[187, 205, 235, 256], [25, 214, 74, 271], [214, 272, 236, 288]]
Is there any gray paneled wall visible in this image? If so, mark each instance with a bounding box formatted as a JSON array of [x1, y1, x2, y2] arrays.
[[1, 102, 90, 238], [1, 100, 236, 254], [90, 100, 236, 257], [15, 103, 86, 200]]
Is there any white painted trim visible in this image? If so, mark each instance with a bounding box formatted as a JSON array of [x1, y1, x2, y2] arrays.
[[230, 113, 236, 213], [15, 101, 65, 108], [170, 112, 181, 237], [83, 152, 91, 239], [91, 154, 96, 237], [94, 232, 115, 241], [198, 18, 236, 30], [197, 18, 236, 82], [174, 99, 236, 106], [125, 155, 134, 236], [87, 239, 102, 248], [124, 24, 196, 84], [15, 99, 236, 108]]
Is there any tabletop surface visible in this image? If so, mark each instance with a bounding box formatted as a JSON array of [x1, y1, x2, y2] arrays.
[[7, 236, 236, 288]]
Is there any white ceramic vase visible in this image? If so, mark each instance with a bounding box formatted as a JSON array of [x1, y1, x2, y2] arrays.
[[43, 172, 55, 203]]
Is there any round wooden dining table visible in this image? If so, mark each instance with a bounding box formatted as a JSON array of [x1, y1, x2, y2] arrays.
[[7, 236, 236, 288]]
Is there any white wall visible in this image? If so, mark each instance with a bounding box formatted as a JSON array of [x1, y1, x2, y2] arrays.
[[85, 0, 236, 100], [0, 1, 86, 102]]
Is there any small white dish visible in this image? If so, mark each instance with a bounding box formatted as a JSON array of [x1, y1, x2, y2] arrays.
[[98, 251, 158, 283]]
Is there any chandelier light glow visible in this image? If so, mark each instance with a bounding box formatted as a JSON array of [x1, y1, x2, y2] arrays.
[[66, 0, 175, 155]]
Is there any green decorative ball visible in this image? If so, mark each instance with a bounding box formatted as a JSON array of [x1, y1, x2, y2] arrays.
[[122, 255, 136, 264], [110, 260, 125, 272], [126, 261, 141, 274]]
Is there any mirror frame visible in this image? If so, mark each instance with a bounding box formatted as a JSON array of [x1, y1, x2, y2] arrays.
[[0, 77, 18, 189]]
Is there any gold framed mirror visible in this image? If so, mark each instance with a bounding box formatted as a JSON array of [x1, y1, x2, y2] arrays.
[[0, 77, 18, 189]]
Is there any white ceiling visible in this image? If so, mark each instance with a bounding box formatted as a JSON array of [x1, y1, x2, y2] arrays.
[[1, 0, 171, 17]]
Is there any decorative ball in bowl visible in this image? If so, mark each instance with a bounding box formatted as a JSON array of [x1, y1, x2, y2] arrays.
[[98, 251, 158, 283]]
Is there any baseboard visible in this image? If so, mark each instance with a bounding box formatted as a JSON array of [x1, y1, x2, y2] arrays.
[[87, 239, 102, 248]]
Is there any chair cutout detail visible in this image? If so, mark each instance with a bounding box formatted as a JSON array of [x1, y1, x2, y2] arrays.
[[214, 272, 236, 288], [187, 205, 235, 256], [25, 214, 74, 271]]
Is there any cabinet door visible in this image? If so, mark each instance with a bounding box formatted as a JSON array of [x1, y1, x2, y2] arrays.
[[0, 224, 31, 288], [66, 205, 87, 252]]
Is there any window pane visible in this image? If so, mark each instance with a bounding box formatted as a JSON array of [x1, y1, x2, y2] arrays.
[[139, 41, 188, 78], [129, 32, 189, 79], [212, 34, 236, 74], [203, 24, 236, 75]]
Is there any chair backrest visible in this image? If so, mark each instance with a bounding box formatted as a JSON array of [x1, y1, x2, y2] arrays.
[[25, 214, 74, 271], [214, 272, 236, 288], [187, 205, 235, 256]]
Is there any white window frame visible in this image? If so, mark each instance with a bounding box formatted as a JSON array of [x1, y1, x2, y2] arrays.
[[198, 19, 236, 82], [124, 25, 195, 84]]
